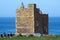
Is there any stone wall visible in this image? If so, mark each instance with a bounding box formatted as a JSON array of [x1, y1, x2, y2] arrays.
[[16, 3, 48, 34], [16, 4, 35, 34]]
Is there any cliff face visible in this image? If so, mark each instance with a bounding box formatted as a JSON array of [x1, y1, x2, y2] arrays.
[[16, 3, 48, 34]]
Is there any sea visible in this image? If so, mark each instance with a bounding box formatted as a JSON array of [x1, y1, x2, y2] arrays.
[[0, 17, 60, 34], [0, 17, 15, 34], [49, 17, 60, 34]]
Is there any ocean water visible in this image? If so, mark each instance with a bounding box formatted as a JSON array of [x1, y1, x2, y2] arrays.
[[0, 17, 15, 34], [49, 17, 60, 34], [0, 17, 60, 34]]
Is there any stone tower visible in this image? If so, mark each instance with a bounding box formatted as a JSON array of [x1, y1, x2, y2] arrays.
[[16, 2, 48, 34]]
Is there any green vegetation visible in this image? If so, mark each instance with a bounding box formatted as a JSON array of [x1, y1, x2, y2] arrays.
[[0, 35, 60, 40]]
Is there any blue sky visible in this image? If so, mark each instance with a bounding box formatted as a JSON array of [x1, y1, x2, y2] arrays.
[[0, 0, 60, 17]]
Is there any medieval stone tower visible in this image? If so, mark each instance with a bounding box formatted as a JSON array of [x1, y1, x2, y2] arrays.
[[16, 2, 48, 34]]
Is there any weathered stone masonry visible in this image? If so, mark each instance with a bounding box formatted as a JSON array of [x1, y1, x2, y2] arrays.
[[16, 2, 48, 34]]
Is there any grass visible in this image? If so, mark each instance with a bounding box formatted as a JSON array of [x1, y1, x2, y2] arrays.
[[0, 35, 60, 40]]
